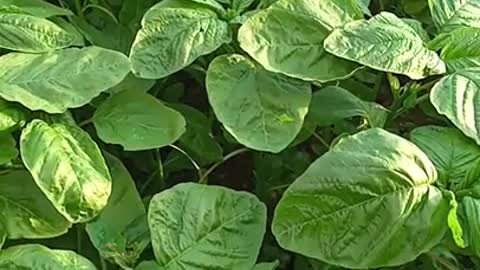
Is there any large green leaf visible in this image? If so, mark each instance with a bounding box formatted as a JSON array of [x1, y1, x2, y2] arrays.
[[309, 86, 388, 128], [430, 68, 480, 145], [0, 99, 27, 132], [0, 133, 17, 165], [93, 90, 186, 151], [324, 12, 446, 79], [0, 244, 96, 269], [148, 183, 267, 270], [86, 153, 149, 268], [0, 46, 130, 114], [130, 2, 231, 79], [429, 0, 480, 33], [0, 13, 73, 52], [238, 0, 362, 82], [0, 169, 71, 239], [410, 126, 480, 187], [20, 119, 112, 223], [272, 128, 449, 269], [206, 54, 311, 153], [0, 0, 73, 17]]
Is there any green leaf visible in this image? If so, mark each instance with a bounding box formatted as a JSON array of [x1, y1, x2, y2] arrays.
[[272, 128, 450, 269], [136, 261, 161, 270], [434, 27, 480, 72], [0, 0, 73, 17], [356, 0, 371, 15], [238, 0, 363, 82], [0, 99, 27, 132], [170, 104, 223, 165], [324, 12, 446, 79], [410, 126, 480, 187], [0, 13, 74, 52], [148, 183, 267, 270], [0, 169, 71, 238], [0, 244, 96, 269], [459, 196, 480, 256], [93, 90, 186, 151], [86, 153, 149, 268], [402, 18, 430, 42], [0, 133, 17, 165], [20, 119, 112, 223], [309, 86, 388, 128], [206, 54, 311, 153], [130, 2, 232, 79], [186, 0, 226, 14], [0, 46, 130, 114], [430, 68, 480, 145], [108, 73, 156, 95], [429, 0, 480, 33], [253, 261, 280, 270], [50, 17, 85, 47]]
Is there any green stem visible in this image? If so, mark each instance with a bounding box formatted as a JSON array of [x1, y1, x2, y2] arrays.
[[169, 145, 202, 181], [416, 79, 440, 92], [389, 93, 430, 121], [75, 0, 83, 16], [81, 4, 118, 23], [312, 132, 330, 149], [78, 118, 93, 127], [427, 252, 461, 270], [198, 148, 249, 184], [154, 149, 164, 189], [100, 256, 108, 270]]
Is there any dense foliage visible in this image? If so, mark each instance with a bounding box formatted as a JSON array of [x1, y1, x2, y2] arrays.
[[1, 0, 480, 269]]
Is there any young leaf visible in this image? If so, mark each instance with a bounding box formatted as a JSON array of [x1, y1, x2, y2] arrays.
[[20, 119, 112, 223], [206, 54, 311, 153], [0, 244, 96, 269], [433, 27, 480, 72], [410, 126, 480, 187], [238, 0, 363, 82], [148, 183, 267, 270], [0, 169, 71, 239], [130, 2, 232, 79], [446, 192, 465, 248], [430, 68, 480, 145], [272, 128, 450, 269], [93, 90, 186, 151], [0, 46, 130, 114], [0, 0, 73, 17], [309, 86, 388, 128], [429, 0, 480, 33], [324, 12, 446, 79], [0, 13, 74, 52], [86, 153, 149, 268], [0, 133, 18, 165]]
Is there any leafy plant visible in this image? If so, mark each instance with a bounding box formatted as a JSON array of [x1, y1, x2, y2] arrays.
[[2, 0, 480, 269]]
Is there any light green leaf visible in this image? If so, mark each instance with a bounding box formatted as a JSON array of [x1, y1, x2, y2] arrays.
[[20, 119, 112, 223], [324, 12, 446, 79], [0, 0, 73, 17], [0, 169, 71, 239], [186, 0, 226, 14], [86, 153, 149, 268], [0, 99, 27, 132], [357, 0, 371, 15], [272, 128, 449, 269], [0, 46, 130, 114], [206, 54, 311, 153], [232, 0, 255, 13], [50, 17, 85, 47], [0, 133, 17, 165], [136, 261, 161, 270], [309, 86, 388, 128], [434, 27, 480, 72], [446, 192, 465, 248], [429, 0, 480, 33], [0, 13, 73, 52], [0, 244, 96, 269], [108, 73, 156, 95], [238, 0, 362, 82], [253, 261, 280, 270], [93, 90, 186, 151], [430, 68, 480, 145], [410, 126, 480, 187], [130, 3, 231, 79], [148, 183, 267, 270], [170, 104, 223, 165]]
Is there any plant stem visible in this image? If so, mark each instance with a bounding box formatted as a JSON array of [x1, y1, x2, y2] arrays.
[[81, 4, 118, 23], [78, 118, 93, 127], [198, 148, 249, 184], [427, 252, 461, 270], [169, 145, 202, 180], [100, 256, 108, 270], [416, 79, 440, 92], [75, 0, 83, 16], [154, 149, 164, 189], [312, 132, 330, 149]]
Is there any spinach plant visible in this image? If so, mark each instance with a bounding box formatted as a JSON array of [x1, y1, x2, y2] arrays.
[[0, 0, 480, 269]]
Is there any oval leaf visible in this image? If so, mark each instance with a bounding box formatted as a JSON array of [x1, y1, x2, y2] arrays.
[[0, 46, 130, 114], [0, 169, 71, 239], [324, 12, 446, 79], [272, 128, 449, 269], [130, 4, 231, 79], [0, 244, 96, 269], [93, 90, 186, 151], [148, 183, 267, 270], [430, 68, 480, 145], [238, 0, 362, 82], [20, 119, 112, 223], [0, 13, 73, 52], [206, 54, 311, 153]]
